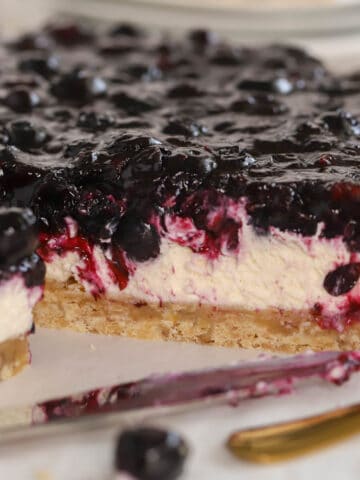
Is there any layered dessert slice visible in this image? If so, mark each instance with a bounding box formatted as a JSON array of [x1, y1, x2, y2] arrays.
[[2, 22, 360, 351], [0, 208, 44, 379]]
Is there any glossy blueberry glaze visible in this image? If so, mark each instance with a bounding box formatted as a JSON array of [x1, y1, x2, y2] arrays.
[[0, 208, 44, 287], [1, 22, 360, 309]]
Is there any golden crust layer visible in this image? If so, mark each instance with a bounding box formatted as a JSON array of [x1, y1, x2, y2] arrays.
[[0, 337, 29, 380], [34, 279, 360, 353]]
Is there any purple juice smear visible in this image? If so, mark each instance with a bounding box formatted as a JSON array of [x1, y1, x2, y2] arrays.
[[33, 351, 360, 424]]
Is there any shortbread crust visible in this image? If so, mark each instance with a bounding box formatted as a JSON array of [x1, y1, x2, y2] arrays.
[[35, 280, 360, 352]]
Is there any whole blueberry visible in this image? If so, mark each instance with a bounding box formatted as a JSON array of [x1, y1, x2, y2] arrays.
[[50, 70, 107, 103], [0, 208, 38, 267], [167, 83, 202, 99], [115, 427, 188, 480], [114, 215, 160, 262], [126, 63, 162, 82], [163, 119, 207, 137], [210, 46, 243, 66], [77, 111, 114, 132], [186, 154, 217, 175], [21, 253, 46, 288], [9, 32, 52, 51], [4, 88, 40, 113], [18, 55, 59, 78], [231, 94, 288, 116], [63, 140, 97, 158], [31, 179, 78, 232], [74, 188, 121, 240], [7, 120, 48, 150], [237, 77, 293, 95], [324, 263, 360, 296], [188, 29, 217, 48], [111, 91, 158, 115], [322, 110, 360, 137]]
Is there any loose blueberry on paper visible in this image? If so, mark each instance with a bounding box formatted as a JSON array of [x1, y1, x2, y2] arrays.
[[115, 427, 188, 480]]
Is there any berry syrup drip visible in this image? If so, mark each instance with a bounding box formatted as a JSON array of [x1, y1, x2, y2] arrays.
[[39, 231, 105, 296], [162, 193, 242, 259], [314, 295, 360, 332], [32, 351, 360, 424], [38, 227, 129, 296], [106, 246, 129, 290]]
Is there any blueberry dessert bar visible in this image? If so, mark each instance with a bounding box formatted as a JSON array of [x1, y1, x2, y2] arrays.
[[2, 23, 360, 352], [0, 208, 44, 379]]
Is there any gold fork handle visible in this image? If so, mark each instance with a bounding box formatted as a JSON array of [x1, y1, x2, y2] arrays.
[[227, 403, 360, 463]]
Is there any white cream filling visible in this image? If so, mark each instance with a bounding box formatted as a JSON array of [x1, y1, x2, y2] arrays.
[[45, 220, 355, 315], [0, 276, 42, 344]]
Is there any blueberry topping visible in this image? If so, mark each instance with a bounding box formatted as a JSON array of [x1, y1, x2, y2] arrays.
[[18, 55, 59, 78], [0, 208, 38, 267], [49, 109, 73, 122], [167, 83, 203, 98], [114, 215, 160, 262], [111, 91, 158, 115], [107, 133, 162, 157], [210, 46, 243, 65], [114, 427, 188, 480], [109, 23, 141, 37], [63, 140, 97, 159], [237, 77, 293, 95], [47, 23, 93, 46], [231, 94, 288, 115], [126, 63, 162, 81], [343, 221, 360, 252], [0, 22, 360, 287], [324, 263, 360, 296], [322, 110, 360, 137], [188, 29, 217, 48], [4, 88, 40, 113], [163, 119, 207, 137], [0, 250, 45, 289], [7, 121, 48, 150], [98, 41, 135, 56], [50, 70, 107, 103], [31, 180, 78, 232], [314, 154, 333, 167], [77, 111, 114, 132], [74, 189, 121, 241], [8, 33, 52, 51], [187, 154, 217, 175]]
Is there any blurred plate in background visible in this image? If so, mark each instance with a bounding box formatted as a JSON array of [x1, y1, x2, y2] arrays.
[[1, 0, 360, 71], [131, 0, 360, 11], [60, 0, 360, 39], [57, 0, 360, 72]]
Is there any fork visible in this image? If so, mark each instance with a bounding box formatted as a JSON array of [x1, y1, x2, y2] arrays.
[[228, 402, 360, 463]]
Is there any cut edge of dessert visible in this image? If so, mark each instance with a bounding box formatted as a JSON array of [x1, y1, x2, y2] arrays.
[[2, 21, 360, 354], [34, 203, 360, 353], [0, 208, 44, 379]]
